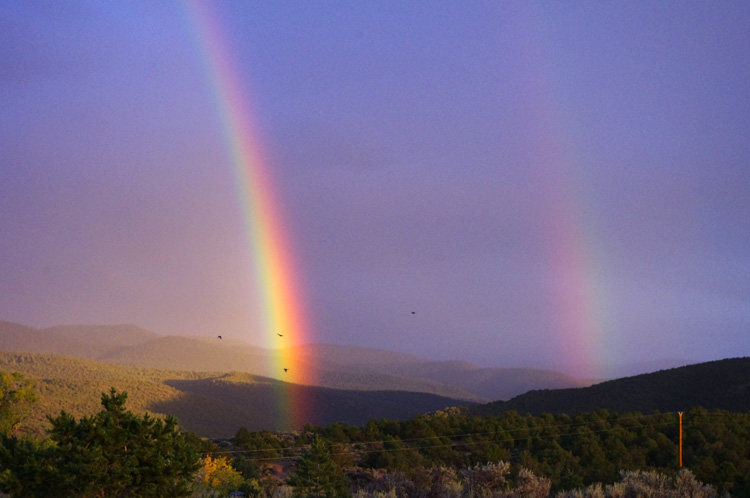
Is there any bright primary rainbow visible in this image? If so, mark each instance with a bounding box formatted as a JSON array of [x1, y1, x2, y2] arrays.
[[185, 3, 610, 424], [185, 2, 314, 429]]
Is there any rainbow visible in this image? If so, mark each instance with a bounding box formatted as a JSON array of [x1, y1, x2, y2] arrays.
[[185, 2, 314, 429], [512, 7, 612, 378]]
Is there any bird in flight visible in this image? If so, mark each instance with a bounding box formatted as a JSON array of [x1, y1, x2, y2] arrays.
[[277, 333, 284, 337], [217, 335, 222, 339], [283, 368, 288, 373], [411, 311, 416, 315]]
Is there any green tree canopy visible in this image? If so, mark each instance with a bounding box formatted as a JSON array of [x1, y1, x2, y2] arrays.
[[288, 434, 351, 498], [0, 388, 199, 498]]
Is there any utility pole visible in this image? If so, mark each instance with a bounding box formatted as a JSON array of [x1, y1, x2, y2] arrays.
[[678, 411, 683, 468]]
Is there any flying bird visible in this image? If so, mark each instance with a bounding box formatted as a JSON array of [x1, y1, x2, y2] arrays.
[[411, 311, 416, 315], [217, 335, 222, 339], [277, 333, 284, 337], [283, 368, 288, 373]]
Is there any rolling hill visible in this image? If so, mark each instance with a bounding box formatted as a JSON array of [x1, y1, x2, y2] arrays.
[[0, 321, 158, 360], [0, 351, 472, 438], [469, 357, 750, 417], [358, 360, 591, 400], [285, 344, 594, 399], [0, 320, 593, 402], [3, 321, 746, 439]]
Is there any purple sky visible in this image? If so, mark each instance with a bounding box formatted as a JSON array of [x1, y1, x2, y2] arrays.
[[2, 1, 749, 375]]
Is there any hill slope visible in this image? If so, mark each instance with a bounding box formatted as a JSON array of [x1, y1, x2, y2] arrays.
[[470, 357, 750, 416], [0, 321, 157, 359], [0, 352, 471, 438], [287, 344, 594, 400], [0, 321, 592, 401], [365, 360, 592, 400]]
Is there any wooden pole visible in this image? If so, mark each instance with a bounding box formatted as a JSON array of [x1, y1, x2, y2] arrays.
[[678, 411, 683, 468]]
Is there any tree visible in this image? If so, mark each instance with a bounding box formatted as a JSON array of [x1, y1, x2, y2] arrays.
[[235, 427, 283, 461], [288, 435, 351, 498], [195, 454, 246, 496], [0, 388, 199, 498], [0, 371, 37, 436]]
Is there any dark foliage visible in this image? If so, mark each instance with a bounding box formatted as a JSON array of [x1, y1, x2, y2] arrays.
[[288, 434, 351, 498], [470, 357, 750, 417], [234, 406, 750, 497], [0, 388, 200, 498]]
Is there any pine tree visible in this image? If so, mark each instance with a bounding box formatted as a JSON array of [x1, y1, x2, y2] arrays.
[[288, 435, 351, 498], [0, 388, 199, 498]]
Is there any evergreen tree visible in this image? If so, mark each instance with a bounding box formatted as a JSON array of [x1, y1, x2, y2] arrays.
[[0, 388, 199, 498], [288, 435, 351, 498]]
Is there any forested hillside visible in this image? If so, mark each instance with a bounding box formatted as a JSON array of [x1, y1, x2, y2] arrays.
[[469, 357, 750, 416], [231, 407, 750, 496], [4, 348, 750, 495]]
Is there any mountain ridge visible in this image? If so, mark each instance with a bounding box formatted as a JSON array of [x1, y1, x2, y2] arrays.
[[3, 321, 747, 439], [0, 351, 473, 438], [0, 320, 594, 402], [469, 356, 750, 417]]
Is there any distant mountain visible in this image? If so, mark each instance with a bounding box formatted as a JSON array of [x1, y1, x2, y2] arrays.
[[469, 357, 750, 417], [98, 337, 483, 401], [286, 343, 593, 400], [99, 335, 275, 374], [288, 343, 425, 366], [0, 321, 157, 359], [0, 321, 592, 402], [0, 351, 472, 438], [363, 360, 592, 400]]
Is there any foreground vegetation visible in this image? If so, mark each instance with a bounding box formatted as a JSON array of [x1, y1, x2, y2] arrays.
[[1, 369, 748, 497], [228, 407, 750, 497], [0, 388, 199, 497]]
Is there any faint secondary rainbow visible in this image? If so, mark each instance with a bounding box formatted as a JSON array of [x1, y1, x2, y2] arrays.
[[185, 2, 314, 429], [510, 6, 612, 378]]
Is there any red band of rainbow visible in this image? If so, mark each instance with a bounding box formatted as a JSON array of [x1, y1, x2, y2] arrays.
[[185, 1, 314, 429]]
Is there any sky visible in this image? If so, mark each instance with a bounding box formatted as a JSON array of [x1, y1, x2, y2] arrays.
[[1, 1, 749, 376]]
